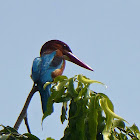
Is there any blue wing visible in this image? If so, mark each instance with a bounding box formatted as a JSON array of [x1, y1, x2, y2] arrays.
[[31, 57, 41, 82], [32, 51, 63, 113]]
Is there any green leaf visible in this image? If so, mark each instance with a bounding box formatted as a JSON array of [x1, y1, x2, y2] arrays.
[[100, 98, 126, 122], [75, 85, 89, 101], [98, 93, 114, 111], [53, 75, 68, 82], [76, 81, 84, 93], [103, 131, 112, 140], [23, 133, 40, 140], [88, 96, 98, 140], [75, 99, 87, 140], [53, 82, 72, 103], [46, 137, 55, 140], [113, 120, 125, 129], [0, 125, 18, 136], [117, 133, 128, 140], [56, 81, 68, 91], [61, 102, 68, 124], [136, 133, 140, 139], [100, 97, 126, 139], [0, 134, 13, 140], [77, 75, 106, 87], [129, 124, 140, 133], [67, 78, 78, 97], [53, 87, 66, 102]]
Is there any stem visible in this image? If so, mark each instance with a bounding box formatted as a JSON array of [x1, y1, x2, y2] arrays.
[[24, 114, 31, 133], [14, 84, 38, 130]]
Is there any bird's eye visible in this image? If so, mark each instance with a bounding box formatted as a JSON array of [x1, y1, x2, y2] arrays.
[[63, 44, 72, 52], [63, 45, 68, 50], [63, 45, 67, 48]]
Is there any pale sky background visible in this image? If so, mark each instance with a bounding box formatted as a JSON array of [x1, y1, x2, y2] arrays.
[[0, 1, 140, 140]]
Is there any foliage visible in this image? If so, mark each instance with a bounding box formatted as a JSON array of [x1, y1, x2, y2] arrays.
[[1, 75, 140, 140], [0, 125, 40, 140]]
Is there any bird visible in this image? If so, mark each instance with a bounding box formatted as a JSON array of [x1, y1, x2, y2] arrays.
[[31, 40, 93, 113]]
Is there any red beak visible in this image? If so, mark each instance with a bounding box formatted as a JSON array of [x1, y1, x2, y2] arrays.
[[64, 51, 93, 71]]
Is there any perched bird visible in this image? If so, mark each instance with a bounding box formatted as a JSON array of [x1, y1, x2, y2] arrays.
[[31, 40, 93, 113]]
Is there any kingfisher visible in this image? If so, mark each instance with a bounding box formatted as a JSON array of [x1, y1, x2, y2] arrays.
[[31, 40, 93, 113]]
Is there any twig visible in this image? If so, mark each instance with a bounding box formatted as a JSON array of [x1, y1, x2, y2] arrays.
[[14, 84, 38, 130], [24, 113, 31, 133]]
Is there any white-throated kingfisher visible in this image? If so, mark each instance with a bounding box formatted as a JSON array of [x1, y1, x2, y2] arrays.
[[31, 40, 93, 113]]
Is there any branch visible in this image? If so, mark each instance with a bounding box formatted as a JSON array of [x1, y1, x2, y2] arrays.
[[24, 113, 31, 133], [14, 84, 38, 130]]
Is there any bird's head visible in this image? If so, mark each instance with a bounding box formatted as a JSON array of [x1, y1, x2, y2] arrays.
[[40, 40, 93, 71]]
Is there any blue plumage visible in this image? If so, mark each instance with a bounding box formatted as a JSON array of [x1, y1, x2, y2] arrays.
[[31, 40, 93, 113], [32, 51, 63, 113]]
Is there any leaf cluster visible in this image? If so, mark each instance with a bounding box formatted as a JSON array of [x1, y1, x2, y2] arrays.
[[0, 125, 39, 140], [1, 75, 140, 140], [42, 75, 140, 140]]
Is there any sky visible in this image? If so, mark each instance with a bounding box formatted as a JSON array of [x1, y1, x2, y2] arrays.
[[0, 1, 140, 140]]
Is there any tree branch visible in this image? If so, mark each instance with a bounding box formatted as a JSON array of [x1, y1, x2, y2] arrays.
[[14, 84, 38, 130], [24, 113, 31, 133]]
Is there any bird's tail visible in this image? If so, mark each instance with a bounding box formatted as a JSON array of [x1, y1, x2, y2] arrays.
[[38, 84, 51, 113]]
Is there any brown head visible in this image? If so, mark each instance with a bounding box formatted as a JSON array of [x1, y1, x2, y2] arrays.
[[40, 40, 93, 71]]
